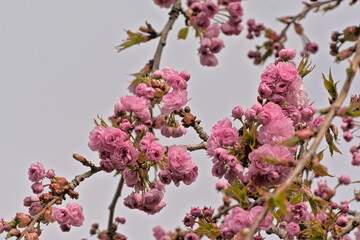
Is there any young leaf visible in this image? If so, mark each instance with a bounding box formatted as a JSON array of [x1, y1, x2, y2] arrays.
[[312, 164, 334, 177], [116, 30, 149, 52], [178, 27, 189, 40], [297, 57, 315, 78], [322, 70, 338, 100]]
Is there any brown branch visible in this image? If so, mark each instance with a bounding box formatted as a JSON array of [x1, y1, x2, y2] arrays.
[[278, 0, 345, 41], [151, 0, 182, 71], [17, 167, 102, 240], [183, 142, 207, 152], [17, 197, 59, 240], [107, 176, 125, 240], [328, 211, 360, 239], [244, 37, 360, 240], [266, 226, 288, 239], [192, 121, 209, 142], [73, 153, 99, 171]]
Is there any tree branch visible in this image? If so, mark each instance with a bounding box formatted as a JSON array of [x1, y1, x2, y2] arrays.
[[17, 167, 102, 240], [107, 176, 125, 240], [192, 121, 209, 142], [151, 0, 182, 71], [183, 142, 207, 152], [244, 37, 360, 240]]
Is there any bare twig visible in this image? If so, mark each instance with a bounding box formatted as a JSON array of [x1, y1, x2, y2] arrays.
[[278, 0, 346, 41], [151, 0, 182, 71], [107, 176, 125, 240], [244, 37, 360, 240]]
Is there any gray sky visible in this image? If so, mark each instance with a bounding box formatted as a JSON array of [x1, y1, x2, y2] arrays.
[[1, 1, 360, 239]]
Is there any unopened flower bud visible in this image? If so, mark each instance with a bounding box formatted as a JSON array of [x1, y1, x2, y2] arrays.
[[343, 131, 353, 142], [25, 232, 39, 240], [8, 228, 20, 237], [190, 207, 202, 218], [115, 217, 126, 224], [336, 215, 348, 227], [46, 169, 55, 179], [16, 212, 31, 228], [338, 175, 351, 185], [31, 182, 44, 194]]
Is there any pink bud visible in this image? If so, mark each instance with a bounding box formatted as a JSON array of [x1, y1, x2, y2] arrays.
[[46, 169, 55, 179], [232, 105, 244, 119], [31, 182, 44, 194], [338, 175, 351, 185], [343, 131, 353, 142], [336, 215, 348, 227]]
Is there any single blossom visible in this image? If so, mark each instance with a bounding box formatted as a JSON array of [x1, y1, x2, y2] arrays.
[[28, 162, 46, 182]]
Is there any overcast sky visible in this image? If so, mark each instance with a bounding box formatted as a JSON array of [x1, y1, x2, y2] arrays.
[[1, 1, 360, 239]]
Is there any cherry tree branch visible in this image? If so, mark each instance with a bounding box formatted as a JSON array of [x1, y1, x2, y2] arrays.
[[107, 176, 125, 240], [244, 37, 360, 240], [183, 142, 207, 152], [17, 166, 102, 240], [192, 121, 209, 142], [278, 0, 346, 40], [151, 0, 182, 71], [328, 211, 360, 239]]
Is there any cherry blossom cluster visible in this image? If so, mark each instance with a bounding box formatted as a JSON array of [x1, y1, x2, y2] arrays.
[[330, 25, 360, 61], [246, 18, 319, 65], [220, 206, 271, 239], [0, 162, 83, 239], [207, 49, 316, 193], [88, 67, 197, 215], [87, 217, 127, 240], [185, 0, 244, 66]]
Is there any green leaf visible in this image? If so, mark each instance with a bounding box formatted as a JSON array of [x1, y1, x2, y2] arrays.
[[290, 194, 303, 205], [268, 190, 289, 214], [317, 150, 324, 162], [196, 218, 220, 239], [278, 135, 301, 147], [297, 57, 315, 78], [177, 27, 189, 39], [322, 70, 338, 100], [327, 139, 342, 156], [223, 181, 248, 203], [308, 197, 318, 216], [116, 30, 148, 52], [312, 164, 334, 177]]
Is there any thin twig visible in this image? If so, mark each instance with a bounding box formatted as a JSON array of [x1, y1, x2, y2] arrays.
[[244, 37, 360, 240], [107, 176, 125, 240], [151, 0, 182, 71], [278, 0, 345, 41]]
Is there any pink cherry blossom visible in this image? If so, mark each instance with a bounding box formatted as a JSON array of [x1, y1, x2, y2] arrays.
[[66, 203, 84, 227], [160, 90, 189, 115], [28, 162, 46, 182]]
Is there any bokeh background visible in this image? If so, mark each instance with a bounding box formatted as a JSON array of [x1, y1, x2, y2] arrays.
[[1, 1, 360, 239]]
